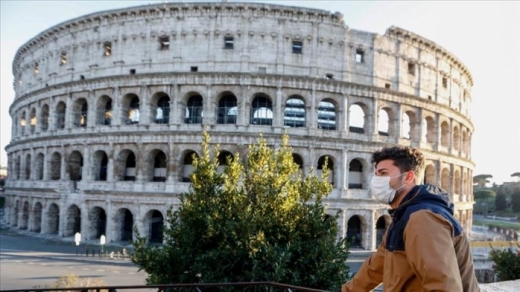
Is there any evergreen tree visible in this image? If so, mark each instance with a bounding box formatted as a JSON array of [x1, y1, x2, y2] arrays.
[[131, 131, 350, 290], [495, 186, 508, 211], [511, 189, 520, 212], [490, 246, 520, 281]]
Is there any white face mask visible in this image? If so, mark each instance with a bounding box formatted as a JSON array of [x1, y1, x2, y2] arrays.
[[370, 172, 408, 205]]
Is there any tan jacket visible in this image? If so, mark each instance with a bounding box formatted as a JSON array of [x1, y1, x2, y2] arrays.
[[343, 185, 480, 292]]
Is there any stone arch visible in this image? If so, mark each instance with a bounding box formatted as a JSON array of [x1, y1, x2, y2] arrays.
[[117, 149, 137, 181], [250, 93, 273, 126], [217, 151, 234, 173], [114, 208, 134, 242], [47, 203, 60, 234], [40, 104, 49, 131], [93, 150, 108, 181], [440, 121, 450, 147], [150, 149, 167, 182], [423, 163, 436, 185], [377, 107, 391, 136], [441, 168, 450, 190], [453, 125, 460, 151], [96, 95, 112, 125], [144, 209, 164, 243], [317, 155, 335, 185], [14, 155, 21, 180], [122, 93, 140, 124], [376, 215, 391, 246], [402, 110, 418, 141], [65, 204, 81, 237], [72, 98, 88, 127], [454, 169, 461, 195], [347, 215, 365, 248], [20, 201, 30, 229], [423, 116, 436, 143], [68, 151, 83, 181], [284, 95, 306, 128], [151, 92, 170, 124], [462, 130, 468, 154], [185, 92, 204, 124], [55, 101, 66, 129], [217, 91, 238, 124], [19, 110, 26, 136], [292, 153, 304, 170], [12, 200, 20, 226], [35, 153, 44, 180], [182, 150, 199, 182], [318, 98, 337, 130], [24, 153, 31, 180], [348, 158, 366, 189], [32, 202, 43, 233], [88, 206, 107, 239], [29, 108, 37, 133], [349, 103, 369, 134]]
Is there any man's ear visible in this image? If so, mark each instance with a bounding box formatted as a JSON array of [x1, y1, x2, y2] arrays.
[[406, 171, 415, 184]]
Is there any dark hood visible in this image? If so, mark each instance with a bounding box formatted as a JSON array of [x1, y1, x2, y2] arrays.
[[389, 184, 454, 219]]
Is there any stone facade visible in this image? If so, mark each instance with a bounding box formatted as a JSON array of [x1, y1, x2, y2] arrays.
[[4, 2, 475, 248]]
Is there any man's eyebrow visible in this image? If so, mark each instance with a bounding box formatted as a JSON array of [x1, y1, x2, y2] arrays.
[[377, 168, 388, 172]]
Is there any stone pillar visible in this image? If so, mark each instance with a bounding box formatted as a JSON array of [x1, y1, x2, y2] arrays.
[[136, 148, 148, 182], [107, 147, 115, 182], [80, 202, 90, 240], [20, 153, 27, 180], [42, 146, 49, 180], [239, 85, 248, 126], [340, 94, 349, 133], [309, 85, 316, 129], [204, 84, 215, 125], [416, 109, 424, 146], [87, 90, 96, 129], [167, 143, 176, 183], [448, 118, 454, 154], [139, 84, 149, 125], [449, 164, 455, 200], [105, 201, 114, 243], [112, 86, 121, 126], [169, 83, 178, 125], [65, 94, 73, 130], [83, 145, 90, 181], [40, 201, 48, 234], [341, 148, 348, 190], [274, 87, 283, 128], [394, 106, 402, 140], [435, 112, 442, 150]]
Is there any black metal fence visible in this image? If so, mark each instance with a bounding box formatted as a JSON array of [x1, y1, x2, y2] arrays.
[[0, 282, 328, 292]]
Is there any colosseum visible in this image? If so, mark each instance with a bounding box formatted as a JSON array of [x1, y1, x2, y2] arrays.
[[4, 2, 475, 250]]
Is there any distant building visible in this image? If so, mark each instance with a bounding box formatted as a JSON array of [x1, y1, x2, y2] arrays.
[[4, 2, 475, 249]]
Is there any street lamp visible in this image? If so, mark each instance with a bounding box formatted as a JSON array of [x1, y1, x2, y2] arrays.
[[100, 235, 106, 256], [74, 232, 81, 255]]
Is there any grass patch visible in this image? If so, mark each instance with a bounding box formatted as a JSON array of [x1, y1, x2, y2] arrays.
[[473, 220, 520, 230]]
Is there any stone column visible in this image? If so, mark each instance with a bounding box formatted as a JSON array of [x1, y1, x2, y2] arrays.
[[204, 84, 215, 125], [107, 147, 115, 183], [340, 94, 349, 133], [341, 148, 348, 190], [105, 201, 114, 243], [65, 94, 73, 130], [167, 143, 176, 183], [169, 83, 178, 125], [448, 118, 454, 154], [274, 87, 283, 128], [394, 106, 402, 141], [87, 90, 96, 129], [43, 146, 49, 180], [60, 147, 68, 181], [83, 145, 90, 181], [112, 86, 121, 126], [20, 153, 27, 180], [239, 85, 248, 126], [80, 202, 90, 240], [309, 84, 317, 129], [139, 84, 149, 125], [434, 112, 442, 150]]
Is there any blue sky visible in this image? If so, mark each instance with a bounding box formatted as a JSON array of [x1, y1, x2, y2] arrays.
[[1, 0, 519, 184]]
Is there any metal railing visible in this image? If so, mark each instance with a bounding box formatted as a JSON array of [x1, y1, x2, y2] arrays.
[[0, 282, 329, 292]]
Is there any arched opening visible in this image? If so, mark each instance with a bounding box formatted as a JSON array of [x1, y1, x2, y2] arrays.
[[68, 151, 83, 181], [65, 204, 81, 237], [153, 93, 170, 124], [284, 96, 305, 128], [47, 203, 60, 234], [35, 153, 44, 180], [20, 201, 30, 229], [453, 126, 460, 151], [56, 102, 66, 129], [217, 92, 237, 124], [454, 170, 461, 195], [378, 109, 389, 136], [318, 99, 336, 130], [19, 112, 26, 136], [12, 200, 20, 226], [153, 150, 167, 182], [96, 95, 112, 125], [347, 215, 362, 248], [402, 112, 411, 139], [182, 151, 198, 182], [423, 164, 436, 185], [14, 156, 20, 180], [122, 94, 140, 124], [250, 94, 273, 126], [50, 152, 61, 180], [33, 202, 43, 233], [349, 104, 366, 133], [25, 154, 31, 180], [441, 168, 450, 190], [73, 98, 88, 127], [185, 94, 204, 124], [40, 104, 49, 131], [217, 151, 233, 174], [89, 207, 107, 239], [441, 121, 449, 147], [146, 210, 164, 244], [348, 159, 363, 189], [115, 208, 134, 242], [30, 108, 37, 133], [93, 150, 108, 181], [462, 131, 468, 154], [423, 116, 436, 143], [376, 216, 389, 246], [125, 152, 136, 181], [317, 155, 334, 185]]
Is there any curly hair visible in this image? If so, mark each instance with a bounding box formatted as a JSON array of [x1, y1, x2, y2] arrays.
[[371, 146, 425, 175]]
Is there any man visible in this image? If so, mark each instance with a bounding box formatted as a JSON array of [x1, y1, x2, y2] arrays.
[[342, 146, 480, 292]]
